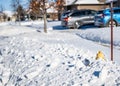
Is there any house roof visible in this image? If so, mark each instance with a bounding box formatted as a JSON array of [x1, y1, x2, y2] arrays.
[[105, 0, 117, 3], [66, 0, 104, 6], [0, 11, 4, 16], [47, 7, 57, 13], [75, 0, 100, 4]]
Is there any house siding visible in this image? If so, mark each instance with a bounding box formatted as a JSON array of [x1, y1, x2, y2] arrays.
[[76, 4, 107, 11]]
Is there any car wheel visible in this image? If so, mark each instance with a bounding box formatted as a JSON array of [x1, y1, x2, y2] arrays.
[[107, 20, 117, 27], [74, 21, 80, 29]]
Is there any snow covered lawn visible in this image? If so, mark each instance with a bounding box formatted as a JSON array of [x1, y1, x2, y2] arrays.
[[0, 21, 120, 86]]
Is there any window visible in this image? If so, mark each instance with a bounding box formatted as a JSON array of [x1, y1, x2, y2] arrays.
[[97, 10, 104, 14], [71, 11, 82, 17], [114, 9, 120, 13], [90, 10, 97, 15], [85, 10, 91, 15]]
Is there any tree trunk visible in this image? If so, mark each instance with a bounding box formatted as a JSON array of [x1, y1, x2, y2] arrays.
[[43, 11, 47, 33], [58, 11, 61, 21], [43, 0, 47, 33], [18, 14, 21, 25]]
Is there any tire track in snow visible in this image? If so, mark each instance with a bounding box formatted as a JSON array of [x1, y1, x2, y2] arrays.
[[95, 42, 120, 50]]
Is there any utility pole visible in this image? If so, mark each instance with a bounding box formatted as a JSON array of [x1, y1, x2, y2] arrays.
[[110, 1, 113, 61], [106, 0, 117, 61]]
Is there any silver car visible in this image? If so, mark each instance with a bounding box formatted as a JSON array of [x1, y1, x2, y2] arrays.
[[61, 9, 97, 29], [61, 11, 72, 27]]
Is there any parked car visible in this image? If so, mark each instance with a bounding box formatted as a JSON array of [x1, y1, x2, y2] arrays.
[[94, 7, 120, 27], [61, 9, 97, 29], [61, 10, 72, 27]]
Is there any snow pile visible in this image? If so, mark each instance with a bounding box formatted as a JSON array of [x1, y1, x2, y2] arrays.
[[77, 27, 120, 48], [0, 33, 120, 86], [0, 25, 36, 36], [0, 21, 120, 86]]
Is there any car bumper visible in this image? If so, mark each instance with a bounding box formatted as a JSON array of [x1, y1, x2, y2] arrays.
[[61, 21, 67, 27], [61, 21, 74, 28]]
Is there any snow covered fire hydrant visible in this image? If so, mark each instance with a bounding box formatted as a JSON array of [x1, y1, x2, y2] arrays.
[[96, 51, 106, 61]]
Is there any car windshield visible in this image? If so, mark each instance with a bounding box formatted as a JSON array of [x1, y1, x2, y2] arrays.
[[62, 12, 71, 16], [97, 9, 111, 14], [97, 10, 104, 14]]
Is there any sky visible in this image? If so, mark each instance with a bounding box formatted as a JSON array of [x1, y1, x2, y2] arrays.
[[0, 0, 12, 11], [0, 0, 56, 11], [0, 0, 29, 11]]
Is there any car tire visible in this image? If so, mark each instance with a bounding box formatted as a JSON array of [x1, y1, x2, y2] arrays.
[[107, 20, 117, 27]]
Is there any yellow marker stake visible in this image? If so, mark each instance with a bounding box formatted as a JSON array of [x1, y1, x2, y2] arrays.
[[96, 51, 106, 61]]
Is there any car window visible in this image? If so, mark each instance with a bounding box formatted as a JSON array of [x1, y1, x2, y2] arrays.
[[64, 12, 71, 16], [114, 9, 120, 14], [70, 10, 96, 17], [97, 10, 103, 14], [85, 10, 90, 15], [86, 10, 96, 15], [71, 11, 82, 17], [90, 10, 97, 15], [62, 12, 71, 16], [81, 11, 86, 16]]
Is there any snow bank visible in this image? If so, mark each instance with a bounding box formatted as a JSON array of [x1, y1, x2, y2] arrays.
[[77, 27, 120, 48], [0, 20, 120, 86], [0, 33, 120, 86]]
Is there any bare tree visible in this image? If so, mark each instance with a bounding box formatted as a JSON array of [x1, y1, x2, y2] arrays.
[[0, 5, 4, 22], [17, 5, 25, 21], [0, 4, 4, 12], [56, 0, 65, 20], [43, 0, 47, 33], [11, 0, 26, 24], [0, 5, 7, 22], [11, 0, 21, 23], [29, 0, 55, 33]]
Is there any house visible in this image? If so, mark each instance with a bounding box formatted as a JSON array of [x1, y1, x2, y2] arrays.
[[0, 11, 6, 22], [109, 0, 120, 7], [47, 7, 58, 20], [65, 0, 108, 11], [0, 11, 16, 22], [115, 0, 120, 7], [0, 11, 4, 22]]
